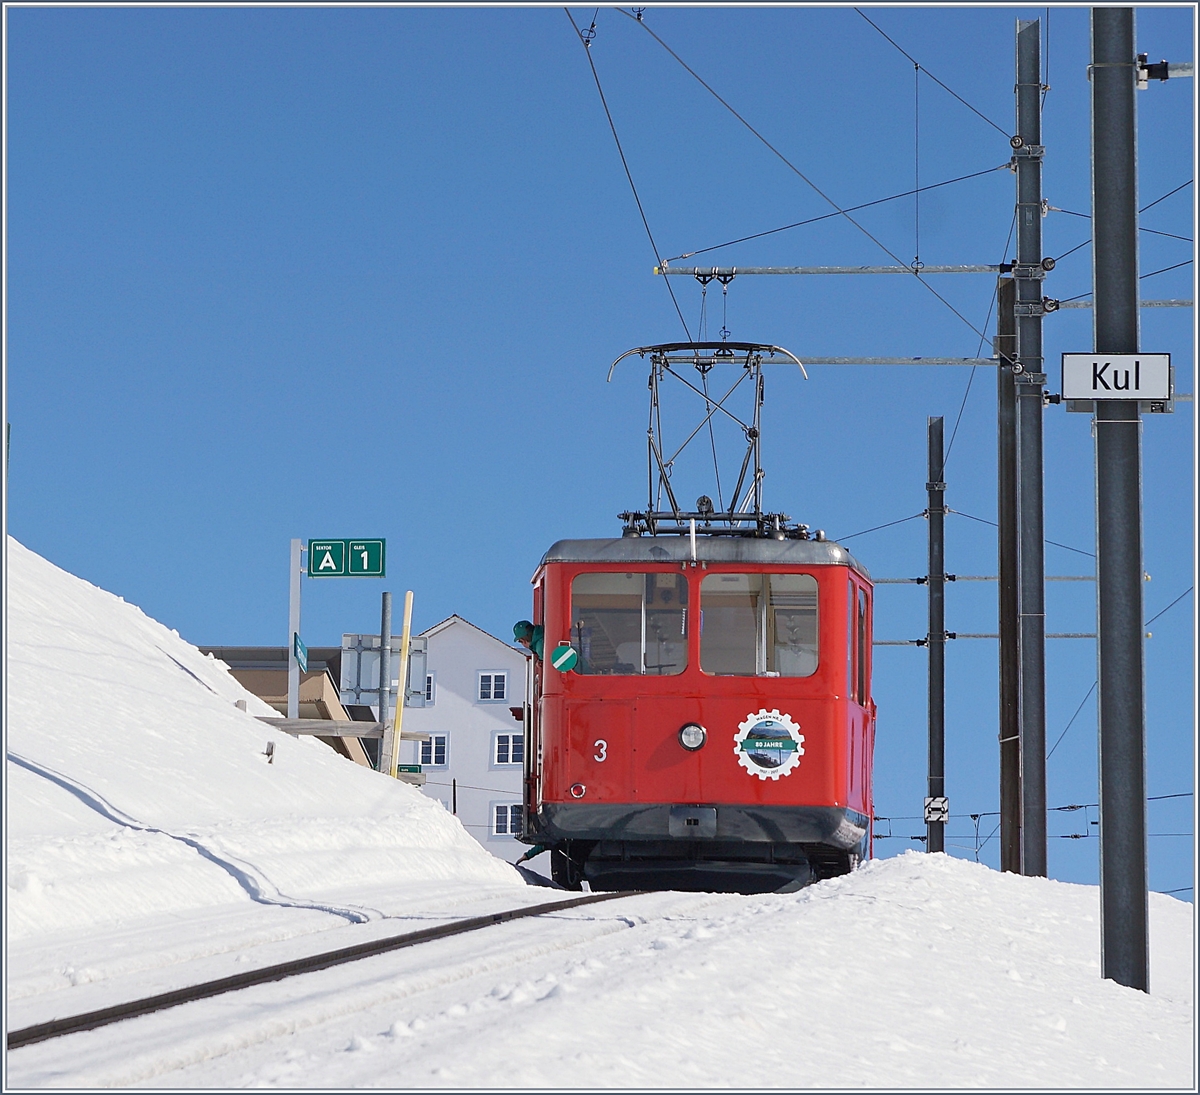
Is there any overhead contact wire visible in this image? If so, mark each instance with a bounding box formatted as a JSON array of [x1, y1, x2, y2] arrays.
[[1057, 258, 1195, 304], [1047, 681, 1098, 760], [1140, 179, 1192, 213], [854, 8, 1012, 139], [618, 8, 995, 344], [663, 164, 1010, 263], [946, 209, 1018, 463], [951, 509, 1095, 558], [837, 512, 926, 542], [1048, 586, 1193, 760], [1144, 586, 1194, 628], [565, 8, 692, 340], [1050, 206, 1191, 242]]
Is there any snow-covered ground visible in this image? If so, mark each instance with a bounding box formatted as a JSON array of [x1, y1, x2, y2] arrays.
[[5, 538, 1195, 1088]]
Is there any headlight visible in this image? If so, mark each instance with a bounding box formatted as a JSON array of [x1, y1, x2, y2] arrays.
[[678, 723, 707, 751]]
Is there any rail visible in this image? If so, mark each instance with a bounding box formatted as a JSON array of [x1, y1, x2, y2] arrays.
[[6, 890, 630, 1050]]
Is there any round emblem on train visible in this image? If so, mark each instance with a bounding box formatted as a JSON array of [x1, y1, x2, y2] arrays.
[[734, 709, 805, 780]]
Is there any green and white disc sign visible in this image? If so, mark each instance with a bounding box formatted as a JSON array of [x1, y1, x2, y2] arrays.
[[550, 642, 579, 672]]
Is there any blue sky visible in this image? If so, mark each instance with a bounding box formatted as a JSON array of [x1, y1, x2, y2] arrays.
[[5, 5, 1194, 894]]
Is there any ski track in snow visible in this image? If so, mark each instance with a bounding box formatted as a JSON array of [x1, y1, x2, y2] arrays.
[[8, 751, 375, 924], [5, 535, 1195, 1089]]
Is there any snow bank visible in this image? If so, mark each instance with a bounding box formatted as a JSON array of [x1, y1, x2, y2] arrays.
[[259, 853, 1192, 1091], [5, 537, 523, 946]]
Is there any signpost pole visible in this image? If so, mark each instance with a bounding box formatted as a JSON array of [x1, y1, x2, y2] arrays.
[[1015, 18, 1047, 877], [378, 592, 393, 771], [288, 539, 302, 719], [389, 590, 415, 779], [1091, 5, 1149, 992]]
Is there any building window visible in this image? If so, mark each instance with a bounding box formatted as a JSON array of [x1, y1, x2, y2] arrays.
[[424, 673, 436, 705], [478, 671, 508, 702], [493, 803, 522, 836], [494, 733, 524, 765], [419, 734, 448, 767]]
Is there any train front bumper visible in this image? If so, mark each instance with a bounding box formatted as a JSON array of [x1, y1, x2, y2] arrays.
[[531, 802, 868, 849]]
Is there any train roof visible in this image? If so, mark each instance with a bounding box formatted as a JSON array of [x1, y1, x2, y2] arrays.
[[539, 536, 871, 579]]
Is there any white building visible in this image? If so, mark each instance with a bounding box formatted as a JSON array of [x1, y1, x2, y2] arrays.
[[397, 615, 536, 866]]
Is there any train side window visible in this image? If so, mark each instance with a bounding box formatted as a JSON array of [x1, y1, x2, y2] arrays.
[[848, 579, 856, 701], [699, 573, 817, 676], [570, 571, 688, 676], [857, 588, 869, 702]]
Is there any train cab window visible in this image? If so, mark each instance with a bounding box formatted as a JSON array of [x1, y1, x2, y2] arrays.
[[699, 573, 818, 677], [772, 574, 820, 676], [570, 571, 688, 675]]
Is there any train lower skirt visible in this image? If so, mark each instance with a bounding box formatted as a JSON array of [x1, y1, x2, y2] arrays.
[[532, 803, 870, 893]]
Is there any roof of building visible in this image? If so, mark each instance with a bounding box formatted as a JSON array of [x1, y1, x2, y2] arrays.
[[419, 614, 530, 657], [200, 646, 343, 675]]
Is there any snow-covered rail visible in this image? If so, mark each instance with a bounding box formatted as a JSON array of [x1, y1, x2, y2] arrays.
[[6, 891, 628, 1050]]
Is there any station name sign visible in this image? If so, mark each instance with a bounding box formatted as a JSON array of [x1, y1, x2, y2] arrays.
[[1061, 353, 1170, 401]]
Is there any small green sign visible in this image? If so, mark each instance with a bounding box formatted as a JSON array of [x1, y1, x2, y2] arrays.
[[740, 737, 799, 752], [294, 633, 308, 673], [309, 540, 346, 576], [308, 539, 385, 577], [551, 643, 579, 672], [396, 764, 422, 774], [348, 539, 385, 576]]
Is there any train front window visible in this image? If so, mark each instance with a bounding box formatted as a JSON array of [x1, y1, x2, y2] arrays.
[[700, 573, 818, 676], [570, 571, 688, 676]]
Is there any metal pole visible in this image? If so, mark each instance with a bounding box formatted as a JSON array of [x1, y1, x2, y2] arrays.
[[1015, 18, 1047, 877], [379, 590, 393, 729], [1091, 6, 1149, 993], [927, 416, 946, 854], [287, 538, 302, 720], [996, 277, 1021, 873]]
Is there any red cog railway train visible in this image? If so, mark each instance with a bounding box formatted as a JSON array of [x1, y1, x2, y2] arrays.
[[518, 342, 876, 893]]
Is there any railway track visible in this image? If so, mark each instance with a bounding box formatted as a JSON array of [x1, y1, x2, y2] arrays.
[[6, 890, 629, 1051]]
